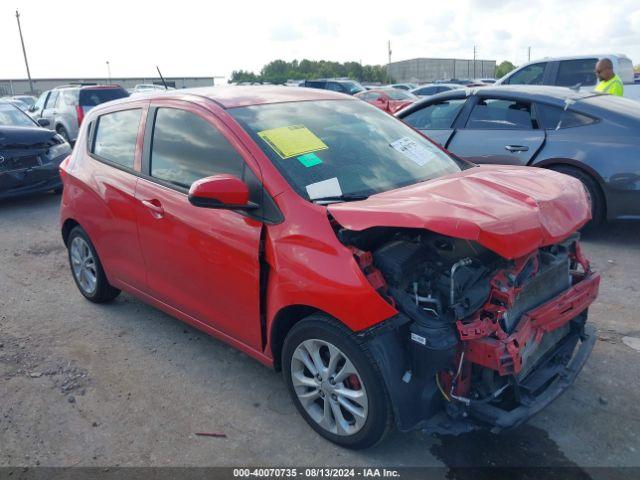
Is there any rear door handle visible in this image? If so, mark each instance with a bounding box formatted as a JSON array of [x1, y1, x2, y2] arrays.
[[505, 145, 529, 152], [141, 199, 164, 218]]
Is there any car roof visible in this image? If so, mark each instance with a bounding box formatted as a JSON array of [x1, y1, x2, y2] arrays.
[[106, 86, 352, 109], [397, 85, 600, 117]]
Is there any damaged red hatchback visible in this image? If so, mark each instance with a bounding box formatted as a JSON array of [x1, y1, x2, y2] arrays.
[[59, 87, 600, 449]]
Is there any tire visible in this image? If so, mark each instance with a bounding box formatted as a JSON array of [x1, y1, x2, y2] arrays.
[[56, 125, 71, 144], [282, 314, 393, 449], [67, 226, 120, 303], [549, 165, 605, 229]]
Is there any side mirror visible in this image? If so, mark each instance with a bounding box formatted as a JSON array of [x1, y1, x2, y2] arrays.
[[29, 105, 37, 112], [37, 118, 50, 127], [188, 174, 257, 210]]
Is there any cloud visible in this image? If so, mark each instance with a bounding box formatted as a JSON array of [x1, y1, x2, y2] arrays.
[[388, 19, 412, 36], [270, 23, 303, 41], [306, 17, 339, 36]]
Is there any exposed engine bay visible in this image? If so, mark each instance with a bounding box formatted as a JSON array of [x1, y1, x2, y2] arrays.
[[337, 225, 600, 433]]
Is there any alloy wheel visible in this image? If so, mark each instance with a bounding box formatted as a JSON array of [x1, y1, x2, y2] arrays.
[[70, 236, 97, 295], [290, 339, 368, 436]]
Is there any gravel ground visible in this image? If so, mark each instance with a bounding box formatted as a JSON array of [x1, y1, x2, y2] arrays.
[[1, 192, 639, 473]]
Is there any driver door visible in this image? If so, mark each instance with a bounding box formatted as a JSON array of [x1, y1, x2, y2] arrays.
[[135, 101, 264, 349]]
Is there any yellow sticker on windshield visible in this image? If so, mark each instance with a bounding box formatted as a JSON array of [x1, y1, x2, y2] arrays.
[[257, 125, 328, 159]]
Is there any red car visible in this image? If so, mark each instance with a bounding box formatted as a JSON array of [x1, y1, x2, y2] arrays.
[[60, 87, 599, 449], [355, 88, 418, 113]]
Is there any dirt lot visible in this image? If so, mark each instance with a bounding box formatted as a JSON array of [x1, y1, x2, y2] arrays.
[[1, 193, 639, 473]]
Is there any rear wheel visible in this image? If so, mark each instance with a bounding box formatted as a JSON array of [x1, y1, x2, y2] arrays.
[[67, 226, 120, 303], [282, 314, 392, 449], [549, 165, 604, 229]]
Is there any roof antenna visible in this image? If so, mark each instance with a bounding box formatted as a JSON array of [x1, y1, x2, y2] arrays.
[[156, 66, 168, 90]]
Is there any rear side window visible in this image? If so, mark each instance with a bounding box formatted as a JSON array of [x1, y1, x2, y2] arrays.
[[535, 104, 596, 129], [556, 59, 597, 86], [403, 99, 466, 129], [466, 98, 535, 129], [506, 62, 547, 85], [150, 108, 244, 188], [80, 88, 129, 106], [92, 109, 142, 168]]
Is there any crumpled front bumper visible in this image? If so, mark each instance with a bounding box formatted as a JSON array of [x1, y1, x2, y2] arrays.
[[0, 155, 64, 200], [466, 320, 595, 433]]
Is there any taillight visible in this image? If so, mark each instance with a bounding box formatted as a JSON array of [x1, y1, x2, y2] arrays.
[[76, 105, 84, 126], [59, 155, 71, 180]]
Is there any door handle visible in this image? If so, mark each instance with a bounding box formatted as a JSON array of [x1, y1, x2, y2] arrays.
[[141, 199, 164, 218], [505, 145, 529, 152]]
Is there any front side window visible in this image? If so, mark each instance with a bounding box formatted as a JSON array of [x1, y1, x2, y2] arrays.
[[557, 59, 598, 87], [403, 99, 466, 130], [506, 63, 547, 85], [92, 109, 142, 169], [231, 100, 463, 200], [150, 108, 244, 188], [466, 98, 535, 130], [45, 91, 59, 109], [33, 92, 49, 111]]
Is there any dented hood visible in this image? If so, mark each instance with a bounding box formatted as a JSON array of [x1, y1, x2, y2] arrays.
[[328, 165, 590, 259]]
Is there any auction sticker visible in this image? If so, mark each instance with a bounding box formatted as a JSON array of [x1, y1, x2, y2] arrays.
[[258, 125, 328, 159], [390, 136, 438, 166]]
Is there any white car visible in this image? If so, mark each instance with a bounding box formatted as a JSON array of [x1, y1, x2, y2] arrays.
[[495, 54, 639, 100]]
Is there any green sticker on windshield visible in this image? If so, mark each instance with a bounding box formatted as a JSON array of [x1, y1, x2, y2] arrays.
[[297, 152, 323, 168]]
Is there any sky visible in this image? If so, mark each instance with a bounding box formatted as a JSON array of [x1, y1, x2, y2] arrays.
[[1, 0, 639, 82]]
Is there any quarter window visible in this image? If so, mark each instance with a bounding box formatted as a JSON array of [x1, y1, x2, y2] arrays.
[[150, 108, 244, 188], [92, 109, 142, 169], [535, 104, 596, 129], [403, 99, 466, 130]]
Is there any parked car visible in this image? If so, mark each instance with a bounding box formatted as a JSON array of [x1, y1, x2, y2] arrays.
[[355, 88, 418, 113], [474, 78, 496, 84], [495, 54, 639, 99], [0, 101, 71, 200], [396, 85, 640, 226], [130, 83, 174, 93], [60, 86, 598, 449], [389, 83, 418, 91], [30, 85, 129, 143], [301, 79, 365, 95], [1, 95, 37, 109], [411, 83, 462, 98], [435, 78, 473, 85]]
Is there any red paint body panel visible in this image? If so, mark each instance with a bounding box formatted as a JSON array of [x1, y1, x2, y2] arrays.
[[59, 87, 593, 370], [355, 89, 415, 114], [329, 165, 591, 259]]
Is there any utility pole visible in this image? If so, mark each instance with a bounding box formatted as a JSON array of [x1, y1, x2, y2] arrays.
[[388, 40, 392, 65], [15, 10, 34, 94], [473, 45, 477, 78], [527, 46, 531, 62], [106, 61, 111, 83]]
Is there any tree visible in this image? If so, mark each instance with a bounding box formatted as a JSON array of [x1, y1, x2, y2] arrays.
[[229, 59, 395, 84], [495, 61, 516, 79]]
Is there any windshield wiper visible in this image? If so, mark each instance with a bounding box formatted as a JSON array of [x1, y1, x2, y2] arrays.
[[312, 193, 369, 204]]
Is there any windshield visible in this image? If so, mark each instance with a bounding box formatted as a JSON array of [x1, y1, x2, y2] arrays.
[[385, 89, 417, 101], [79, 88, 129, 106], [342, 81, 365, 94], [230, 100, 462, 200], [0, 103, 38, 127]]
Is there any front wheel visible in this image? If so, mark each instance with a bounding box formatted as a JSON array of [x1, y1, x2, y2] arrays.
[[282, 315, 392, 449]]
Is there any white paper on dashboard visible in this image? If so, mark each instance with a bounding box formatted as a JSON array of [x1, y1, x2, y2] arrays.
[[390, 136, 438, 167], [305, 177, 342, 200]]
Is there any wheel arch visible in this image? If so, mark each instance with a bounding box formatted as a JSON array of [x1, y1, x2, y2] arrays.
[[61, 218, 81, 246], [269, 304, 334, 371], [533, 158, 608, 218]]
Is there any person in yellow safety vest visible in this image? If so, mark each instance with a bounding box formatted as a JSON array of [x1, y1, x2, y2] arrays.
[[594, 58, 624, 96]]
